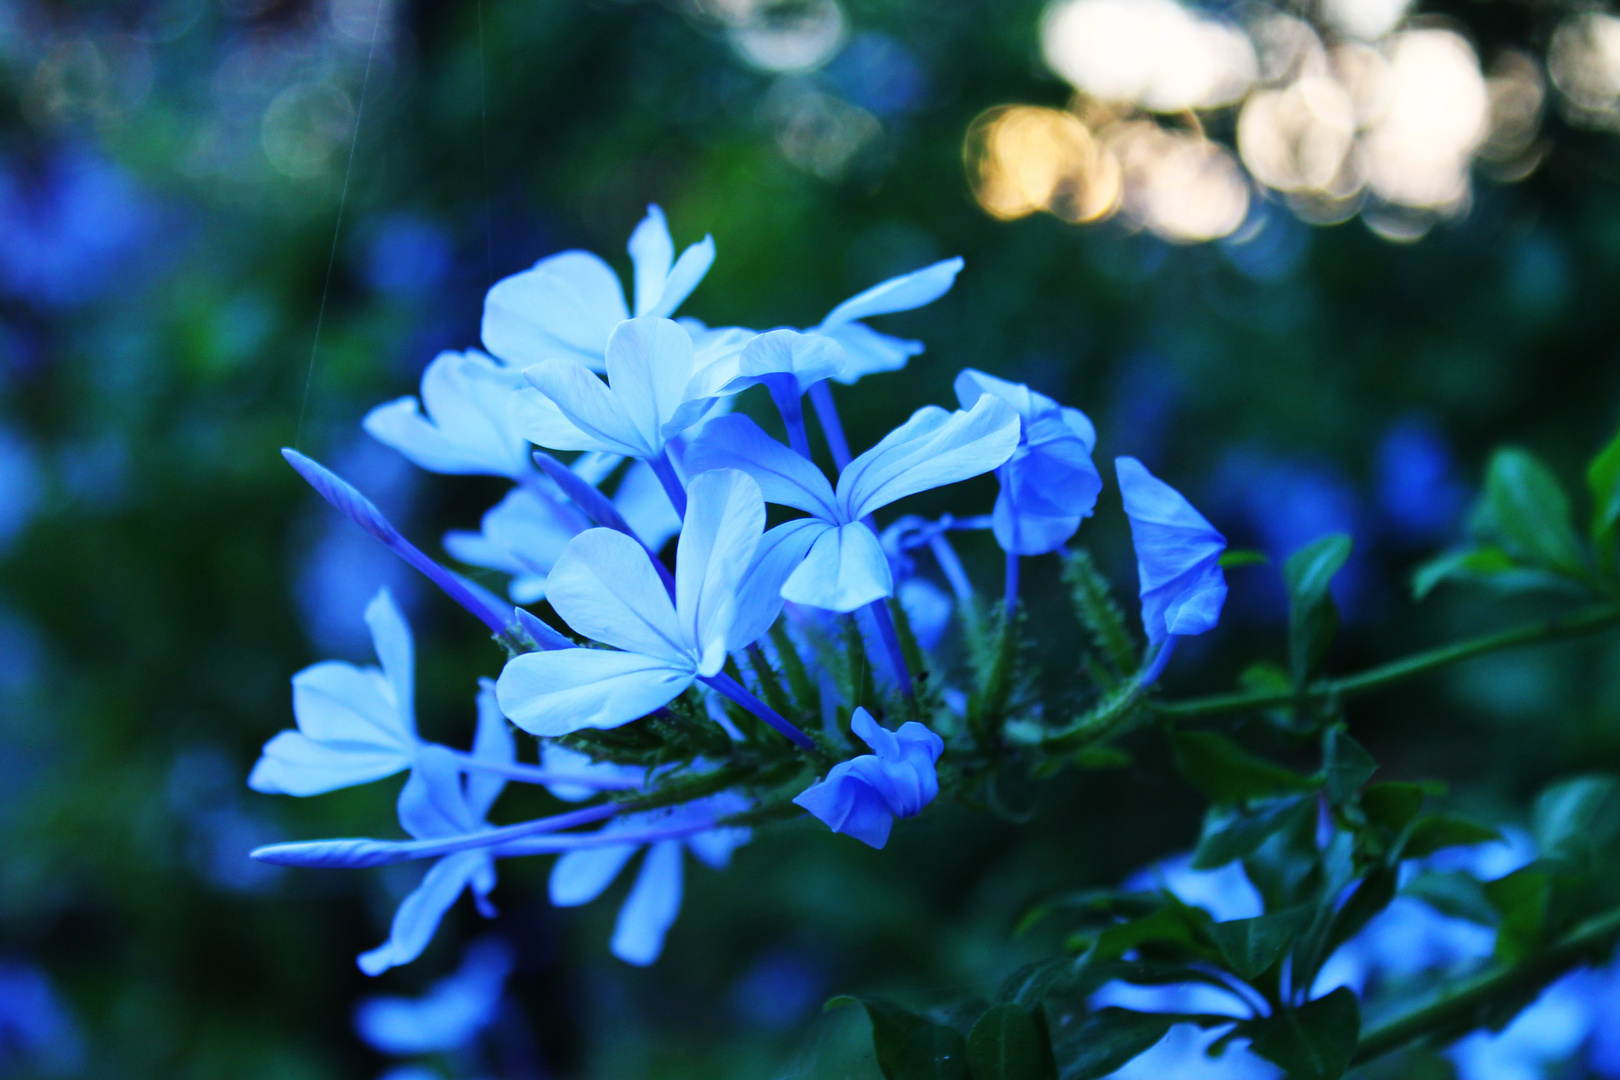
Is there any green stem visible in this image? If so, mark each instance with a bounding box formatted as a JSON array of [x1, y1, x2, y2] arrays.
[[770, 622, 819, 716], [1353, 904, 1620, 1066], [1157, 606, 1620, 720]]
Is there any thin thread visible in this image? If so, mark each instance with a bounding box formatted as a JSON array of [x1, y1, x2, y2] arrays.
[[293, 0, 388, 450], [476, 0, 494, 289]]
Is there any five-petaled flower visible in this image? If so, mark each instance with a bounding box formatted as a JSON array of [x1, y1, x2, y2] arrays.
[[793, 708, 944, 849]]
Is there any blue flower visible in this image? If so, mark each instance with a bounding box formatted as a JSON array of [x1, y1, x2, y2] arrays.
[[685, 395, 1020, 611], [354, 938, 513, 1055], [357, 683, 513, 975], [792, 708, 943, 849], [494, 469, 800, 735], [442, 457, 680, 604], [481, 204, 714, 373], [954, 369, 1102, 555], [363, 350, 531, 478], [250, 588, 423, 797], [514, 316, 736, 466], [810, 258, 963, 385], [548, 791, 751, 965], [1116, 457, 1228, 647]]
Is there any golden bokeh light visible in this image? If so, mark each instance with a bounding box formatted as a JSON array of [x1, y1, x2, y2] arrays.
[[965, 106, 1120, 224], [1109, 121, 1250, 242]]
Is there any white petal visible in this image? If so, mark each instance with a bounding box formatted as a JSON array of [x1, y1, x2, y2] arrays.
[[683, 414, 838, 518], [780, 522, 893, 612], [628, 205, 674, 317], [675, 470, 765, 664], [646, 236, 715, 319], [361, 351, 529, 478], [839, 396, 1021, 521], [397, 746, 478, 839], [293, 661, 413, 749], [495, 648, 694, 735], [522, 361, 649, 458], [365, 588, 415, 727], [248, 731, 411, 796], [481, 251, 628, 371], [466, 678, 512, 820], [726, 518, 827, 650], [736, 329, 845, 386], [603, 318, 696, 456], [510, 386, 598, 453], [545, 528, 685, 658], [550, 843, 637, 906], [820, 322, 921, 385], [358, 850, 487, 975], [611, 841, 685, 966], [818, 258, 964, 328], [615, 460, 682, 552]]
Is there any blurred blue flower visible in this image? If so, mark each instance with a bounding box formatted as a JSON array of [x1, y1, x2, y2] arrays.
[[1116, 457, 1228, 647], [1448, 972, 1600, 1080], [364, 215, 454, 298], [549, 791, 751, 965], [355, 938, 514, 1055], [168, 746, 284, 893], [825, 33, 927, 117], [365, 350, 532, 478], [482, 204, 713, 373], [685, 395, 1019, 611], [1218, 203, 1308, 283], [0, 961, 83, 1073], [359, 685, 512, 975], [809, 258, 962, 386], [898, 578, 952, 652], [251, 588, 423, 797], [731, 948, 826, 1030], [0, 144, 157, 309], [955, 369, 1101, 555], [1375, 418, 1467, 543], [495, 470, 796, 735], [793, 707, 943, 849], [0, 423, 41, 553]]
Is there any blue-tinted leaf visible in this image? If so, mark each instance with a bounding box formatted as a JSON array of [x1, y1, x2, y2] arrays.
[[1210, 906, 1313, 980], [1402, 815, 1501, 859], [1322, 725, 1378, 805], [1170, 731, 1319, 805], [1192, 795, 1315, 870], [1051, 1009, 1175, 1080], [967, 1004, 1051, 1080], [1284, 534, 1352, 684], [1472, 448, 1587, 581], [1243, 988, 1360, 1080]]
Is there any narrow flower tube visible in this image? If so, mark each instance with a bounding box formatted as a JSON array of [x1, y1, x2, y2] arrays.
[[282, 448, 512, 635]]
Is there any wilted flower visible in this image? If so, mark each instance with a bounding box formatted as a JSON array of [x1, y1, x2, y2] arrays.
[[793, 708, 944, 848]]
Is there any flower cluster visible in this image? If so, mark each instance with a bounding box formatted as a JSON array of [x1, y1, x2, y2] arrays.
[[247, 205, 1231, 974]]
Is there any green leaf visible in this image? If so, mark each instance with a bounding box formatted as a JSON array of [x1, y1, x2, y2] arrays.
[[896, 1024, 970, 1080], [998, 958, 1083, 1007], [1051, 1009, 1175, 1080], [1533, 774, 1620, 867], [1587, 427, 1620, 542], [1361, 782, 1428, 833], [967, 1004, 1050, 1080], [1472, 448, 1587, 580], [1094, 904, 1214, 963], [1321, 725, 1378, 805], [1402, 815, 1501, 859], [828, 997, 933, 1080], [1411, 546, 1519, 601], [1285, 534, 1353, 684], [1403, 871, 1499, 926], [1209, 906, 1314, 980], [1485, 867, 1551, 963], [1170, 731, 1320, 805], [1244, 988, 1360, 1080], [1322, 865, 1398, 960], [1218, 549, 1270, 568], [1193, 795, 1316, 870]]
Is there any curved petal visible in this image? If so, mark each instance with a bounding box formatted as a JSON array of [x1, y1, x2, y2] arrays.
[[522, 361, 649, 458], [365, 588, 415, 728], [466, 678, 512, 820], [726, 518, 828, 650], [481, 251, 627, 371], [364, 352, 530, 478], [780, 522, 892, 613], [397, 746, 477, 840], [615, 460, 682, 552], [819, 322, 922, 385], [992, 493, 1083, 556], [647, 236, 715, 319], [495, 648, 693, 736], [736, 329, 845, 387], [676, 470, 765, 662], [545, 528, 685, 659], [793, 764, 895, 849], [611, 840, 685, 966], [358, 850, 487, 975], [684, 414, 838, 518], [511, 386, 598, 453], [628, 205, 674, 317], [292, 662, 412, 750], [550, 843, 638, 906], [603, 317, 697, 454], [839, 396, 1021, 521], [819, 258, 964, 328], [248, 731, 412, 796]]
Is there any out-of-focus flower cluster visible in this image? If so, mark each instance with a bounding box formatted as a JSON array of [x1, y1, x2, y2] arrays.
[[966, 0, 1596, 243]]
